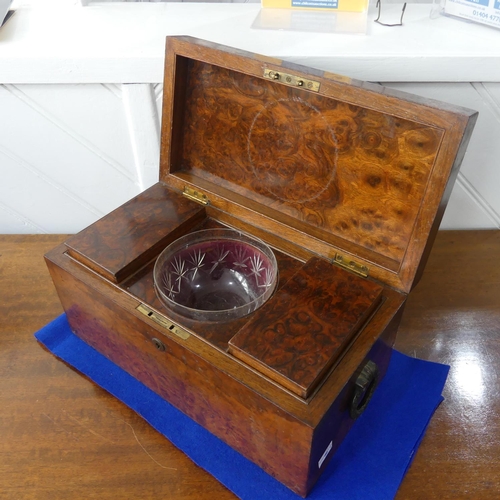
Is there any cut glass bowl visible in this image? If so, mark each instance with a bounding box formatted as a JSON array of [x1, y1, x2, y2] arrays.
[[154, 229, 278, 322]]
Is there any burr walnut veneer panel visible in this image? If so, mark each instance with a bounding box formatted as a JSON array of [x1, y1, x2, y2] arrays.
[[178, 59, 443, 266], [229, 257, 383, 398], [160, 37, 477, 293], [65, 183, 205, 283]]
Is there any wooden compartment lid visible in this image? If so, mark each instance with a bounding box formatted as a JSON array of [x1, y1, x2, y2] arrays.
[[160, 36, 477, 293], [228, 257, 384, 399]]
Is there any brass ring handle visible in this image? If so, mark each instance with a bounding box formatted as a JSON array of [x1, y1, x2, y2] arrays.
[[350, 360, 379, 420]]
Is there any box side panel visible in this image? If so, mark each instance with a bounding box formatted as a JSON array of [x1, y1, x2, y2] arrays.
[[306, 304, 403, 492], [45, 252, 314, 496]]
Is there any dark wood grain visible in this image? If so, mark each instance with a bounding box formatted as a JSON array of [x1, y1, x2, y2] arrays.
[[2, 231, 499, 499], [160, 36, 477, 293], [229, 257, 383, 398], [65, 183, 205, 283], [0, 234, 236, 500], [179, 59, 441, 267], [395, 230, 500, 499], [46, 241, 317, 495]]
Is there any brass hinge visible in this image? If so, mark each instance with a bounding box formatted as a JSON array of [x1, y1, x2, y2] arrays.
[[333, 253, 369, 278], [183, 186, 209, 205], [264, 69, 320, 92], [136, 303, 190, 340]]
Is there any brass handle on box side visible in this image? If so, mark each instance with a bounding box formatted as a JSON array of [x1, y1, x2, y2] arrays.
[[350, 360, 379, 420]]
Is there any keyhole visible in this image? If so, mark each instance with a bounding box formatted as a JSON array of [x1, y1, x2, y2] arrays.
[[152, 338, 166, 352]]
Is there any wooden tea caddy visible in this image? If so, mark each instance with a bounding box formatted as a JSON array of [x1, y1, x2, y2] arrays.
[[45, 36, 477, 497]]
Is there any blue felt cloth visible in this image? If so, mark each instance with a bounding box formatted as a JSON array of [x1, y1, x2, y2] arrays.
[[35, 314, 449, 499]]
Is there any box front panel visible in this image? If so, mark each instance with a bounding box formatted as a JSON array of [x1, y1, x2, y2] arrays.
[[46, 252, 314, 496]]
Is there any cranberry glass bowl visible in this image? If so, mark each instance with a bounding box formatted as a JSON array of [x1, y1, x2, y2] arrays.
[[153, 229, 278, 322]]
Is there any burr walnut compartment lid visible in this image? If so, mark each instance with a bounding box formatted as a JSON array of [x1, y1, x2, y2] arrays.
[[160, 36, 477, 294], [228, 257, 384, 399]]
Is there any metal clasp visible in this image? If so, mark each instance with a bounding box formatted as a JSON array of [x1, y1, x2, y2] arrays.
[[333, 253, 369, 278], [136, 303, 190, 340], [183, 186, 209, 205], [264, 69, 320, 92]]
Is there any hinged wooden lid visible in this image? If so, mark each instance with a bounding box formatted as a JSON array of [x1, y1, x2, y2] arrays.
[[159, 36, 477, 293]]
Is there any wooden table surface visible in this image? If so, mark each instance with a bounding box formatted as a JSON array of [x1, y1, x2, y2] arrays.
[[1, 231, 499, 499]]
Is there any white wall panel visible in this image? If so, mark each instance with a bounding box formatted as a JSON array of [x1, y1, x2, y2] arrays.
[[0, 80, 498, 234], [0, 200, 48, 233], [0, 147, 99, 233], [385, 82, 500, 230], [122, 83, 160, 190], [441, 179, 499, 230], [0, 83, 160, 234], [155, 84, 163, 129], [15, 84, 137, 180]]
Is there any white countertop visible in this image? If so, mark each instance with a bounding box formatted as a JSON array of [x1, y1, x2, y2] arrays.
[[1, 2, 499, 84]]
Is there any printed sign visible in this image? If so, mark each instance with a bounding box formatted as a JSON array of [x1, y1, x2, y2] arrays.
[[445, 0, 500, 29], [292, 0, 338, 8]]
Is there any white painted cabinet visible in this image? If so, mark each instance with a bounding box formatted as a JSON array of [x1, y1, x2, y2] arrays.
[[1, 4, 499, 233]]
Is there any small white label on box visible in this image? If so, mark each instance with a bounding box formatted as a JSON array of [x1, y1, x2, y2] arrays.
[[445, 0, 500, 30], [318, 440, 333, 469]]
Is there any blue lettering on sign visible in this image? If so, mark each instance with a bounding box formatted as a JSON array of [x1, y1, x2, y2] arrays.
[[495, 0, 500, 8], [465, 0, 489, 6], [292, 0, 339, 8]]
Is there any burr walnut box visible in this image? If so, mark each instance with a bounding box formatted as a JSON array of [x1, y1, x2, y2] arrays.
[[45, 36, 477, 497]]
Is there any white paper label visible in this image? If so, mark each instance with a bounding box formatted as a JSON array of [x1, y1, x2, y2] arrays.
[[318, 440, 333, 469]]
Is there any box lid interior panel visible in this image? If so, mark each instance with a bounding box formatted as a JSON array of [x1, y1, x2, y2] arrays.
[[160, 37, 477, 293]]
